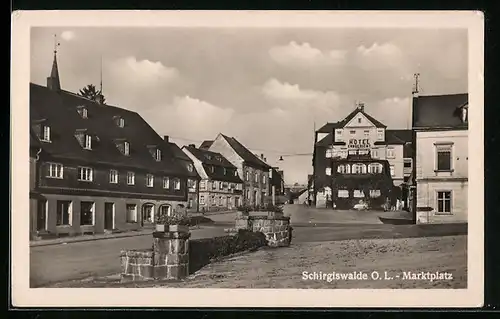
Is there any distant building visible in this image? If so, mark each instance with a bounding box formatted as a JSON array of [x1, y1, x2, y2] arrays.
[[411, 92, 468, 224], [203, 134, 272, 206], [312, 103, 412, 209], [30, 51, 192, 239], [182, 145, 243, 212], [167, 139, 201, 213]]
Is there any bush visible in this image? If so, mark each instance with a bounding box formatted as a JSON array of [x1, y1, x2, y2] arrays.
[[155, 213, 214, 227]]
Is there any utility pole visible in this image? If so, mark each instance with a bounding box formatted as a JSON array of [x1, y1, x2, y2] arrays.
[[412, 73, 420, 94]]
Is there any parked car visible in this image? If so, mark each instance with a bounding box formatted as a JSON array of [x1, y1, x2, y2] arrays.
[[353, 200, 369, 210]]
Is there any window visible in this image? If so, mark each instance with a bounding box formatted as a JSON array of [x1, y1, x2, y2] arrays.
[[404, 160, 412, 168], [126, 204, 137, 222], [200, 196, 205, 205], [345, 164, 351, 174], [80, 202, 94, 226], [372, 149, 378, 158], [84, 134, 92, 150], [337, 165, 345, 174], [199, 180, 206, 190], [81, 107, 88, 119], [255, 173, 259, 183], [353, 190, 364, 198], [155, 149, 162, 161], [127, 171, 135, 185], [56, 200, 72, 226], [387, 148, 395, 159], [335, 129, 343, 142], [187, 164, 193, 172], [369, 190, 381, 198], [116, 117, 125, 128], [338, 190, 349, 198], [188, 179, 196, 189], [350, 130, 356, 135], [390, 165, 395, 177], [213, 181, 218, 190], [263, 174, 267, 184], [369, 163, 382, 174], [223, 168, 227, 175], [47, 163, 63, 178], [326, 148, 333, 158], [146, 174, 154, 187], [353, 164, 365, 174], [437, 191, 452, 214], [234, 170, 238, 177], [160, 205, 172, 217], [78, 167, 93, 182], [211, 195, 216, 206], [174, 178, 181, 190], [325, 167, 332, 176], [336, 129, 343, 136], [436, 144, 452, 171], [245, 171, 249, 181], [219, 196, 223, 206], [163, 177, 170, 189], [42, 125, 51, 142], [109, 169, 118, 183], [210, 166, 215, 173], [219, 181, 223, 190], [124, 141, 130, 156], [364, 130, 370, 137], [377, 129, 384, 141], [358, 118, 362, 123]]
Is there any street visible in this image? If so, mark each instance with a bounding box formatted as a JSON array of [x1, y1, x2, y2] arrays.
[[30, 226, 227, 287]]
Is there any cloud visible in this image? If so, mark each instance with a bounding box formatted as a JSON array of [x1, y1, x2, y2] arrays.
[[110, 56, 179, 86], [353, 42, 406, 71], [142, 96, 234, 143], [61, 31, 75, 41], [368, 97, 412, 129], [269, 41, 346, 67]]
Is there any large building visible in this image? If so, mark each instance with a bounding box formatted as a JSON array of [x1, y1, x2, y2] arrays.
[[200, 134, 272, 207], [29, 52, 193, 239], [182, 145, 243, 212], [312, 103, 413, 209], [411, 92, 468, 224]]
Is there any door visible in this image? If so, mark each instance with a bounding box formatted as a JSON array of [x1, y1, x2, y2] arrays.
[[104, 202, 114, 230], [142, 204, 154, 226], [36, 200, 47, 231], [235, 197, 240, 208]]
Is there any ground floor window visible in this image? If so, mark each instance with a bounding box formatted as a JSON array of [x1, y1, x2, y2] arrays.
[[36, 199, 47, 230], [437, 191, 452, 214], [56, 200, 72, 226], [188, 199, 193, 208], [353, 190, 364, 198], [142, 204, 154, 223], [80, 201, 95, 225], [338, 190, 349, 198], [200, 195, 205, 205], [159, 204, 172, 217], [369, 190, 381, 198], [211, 196, 216, 206], [126, 204, 137, 222]]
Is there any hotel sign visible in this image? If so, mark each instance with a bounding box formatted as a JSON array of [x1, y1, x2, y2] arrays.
[[348, 139, 371, 149]]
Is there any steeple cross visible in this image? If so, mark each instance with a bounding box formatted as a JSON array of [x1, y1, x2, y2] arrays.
[[53, 34, 60, 54]]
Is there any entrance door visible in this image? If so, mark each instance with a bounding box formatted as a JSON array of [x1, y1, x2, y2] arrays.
[[104, 202, 114, 230], [142, 204, 154, 226], [36, 200, 47, 231]]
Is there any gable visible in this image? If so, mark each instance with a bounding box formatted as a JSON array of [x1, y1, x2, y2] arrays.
[[344, 111, 376, 128]]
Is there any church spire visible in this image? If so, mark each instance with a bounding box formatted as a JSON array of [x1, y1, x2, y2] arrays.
[[47, 34, 61, 91]]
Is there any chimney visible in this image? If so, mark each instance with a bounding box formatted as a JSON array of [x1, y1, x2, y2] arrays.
[[96, 93, 105, 105], [163, 135, 169, 142], [264, 157, 267, 162], [260, 154, 264, 160], [189, 144, 195, 148], [357, 102, 365, 112]]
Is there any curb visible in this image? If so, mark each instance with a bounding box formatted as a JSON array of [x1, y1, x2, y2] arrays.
[[30, 231, 154, 247]]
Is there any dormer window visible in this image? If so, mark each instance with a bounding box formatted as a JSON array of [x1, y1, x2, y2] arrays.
[[114, 116, 125, 128], [124, 141, 130, 155], [77, 106, 88, 119], [156, 149, 161, 161], [42, 125, 51, 142], [84, 134, 92, 150], [223, 168, 227, 175]]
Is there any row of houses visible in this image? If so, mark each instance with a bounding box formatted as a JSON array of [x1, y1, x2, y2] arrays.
[[310, 87, 468, 224], [29, 52, 284, 239]]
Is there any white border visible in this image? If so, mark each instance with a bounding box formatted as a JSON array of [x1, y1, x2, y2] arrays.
[[11, 10, 484, 308]]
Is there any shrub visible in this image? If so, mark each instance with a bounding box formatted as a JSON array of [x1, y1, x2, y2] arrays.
[[155, 213, 214, 227]]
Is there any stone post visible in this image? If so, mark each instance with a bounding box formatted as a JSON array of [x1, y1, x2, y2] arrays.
[[152, 227, 190, 280]]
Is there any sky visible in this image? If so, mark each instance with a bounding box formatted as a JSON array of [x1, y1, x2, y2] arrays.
[[31, 27, 468, 184]]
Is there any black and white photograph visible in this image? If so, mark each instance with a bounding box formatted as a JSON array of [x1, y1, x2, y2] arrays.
[[11, 11, 484, 308]]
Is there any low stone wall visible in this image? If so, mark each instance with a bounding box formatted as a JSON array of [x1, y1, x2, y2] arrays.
[[120, 229, 190, 282], [235, 211, 292, 247], [189, 229, 267, 274]]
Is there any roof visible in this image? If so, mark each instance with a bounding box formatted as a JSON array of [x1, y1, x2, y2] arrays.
[[316, 133, 333, 146], [385, 129, 412, 145], [220, 134, 271, 170], [199, 140, 213, 150], [30, 83, 190, 176], [184, 145, 236, 169], [316, 122, 342, 133], [168, 142, 199, 178], [412, 93, 468, 129], [340, 107, 387, 128]]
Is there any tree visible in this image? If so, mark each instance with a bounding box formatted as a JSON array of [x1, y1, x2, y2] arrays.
[[79, 84, 106, 104]]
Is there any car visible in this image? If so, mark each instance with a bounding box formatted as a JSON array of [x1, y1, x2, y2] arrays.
[[353, 201, 369, 210]]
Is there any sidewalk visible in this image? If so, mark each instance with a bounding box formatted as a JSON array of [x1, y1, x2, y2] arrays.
[[30, 225, 208, 248]]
